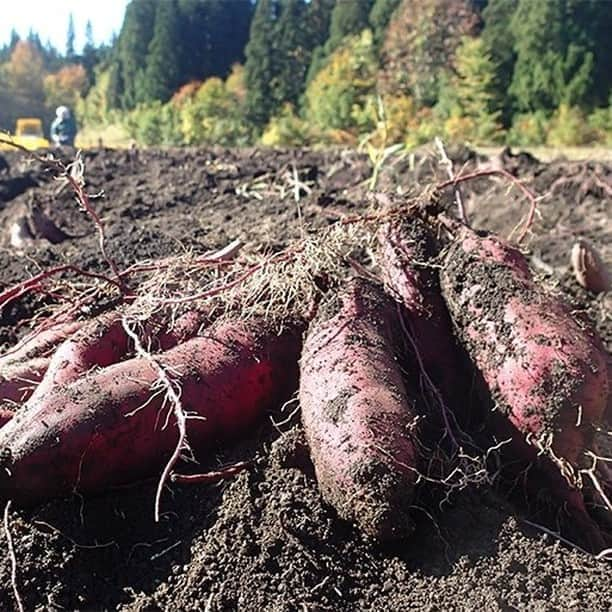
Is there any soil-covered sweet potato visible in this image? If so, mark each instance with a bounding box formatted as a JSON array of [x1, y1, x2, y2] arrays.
[[299, 278, 421, 542], [440, 224, 609, 516], [379, 216, 471, 427], [0, 317, 301, 505]]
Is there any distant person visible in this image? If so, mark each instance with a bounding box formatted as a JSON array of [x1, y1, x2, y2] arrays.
[[50, 106, 77, 147]]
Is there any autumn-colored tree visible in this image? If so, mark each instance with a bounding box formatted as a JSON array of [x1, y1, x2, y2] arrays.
[[261, 103, 312, 146], [77, 67, 116, 126], [4, 40, 45, 97], [0, 41, 47, 131], [379, 0, 479, 106], [180, 77, 250, 145], [225, 64, 247, 103], [304, 30, 378, 137], [440, 37, 502, 144], [44, 64, 89, 109], [170, 81, 203, 107]]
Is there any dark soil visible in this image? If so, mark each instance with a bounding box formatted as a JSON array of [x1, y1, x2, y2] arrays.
[[0, 145, 609, 611]]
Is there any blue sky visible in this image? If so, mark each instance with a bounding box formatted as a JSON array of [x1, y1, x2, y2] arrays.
[[1, 0, 128, 52]]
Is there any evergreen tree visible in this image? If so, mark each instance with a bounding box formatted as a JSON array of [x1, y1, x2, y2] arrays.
[[327, 0, 374, 53], [305, 0, 335, 49], [178, 0, 253, 83], [9, 29, 20, 51], [143, 0, 182, 102], [82, 21, 98, 87], [66, 13, 76, 60], [244, 0, 280, 126], [207, 0, 253, 77], [115, 0, 157, 109], [510, 0, 595, 112], [303, 0, 335, 83], [178, 0, 212, 80], [449, 36, 502, 142], [572, 0, 612, 108], [107, 59, 124, 109], [481, 0, 518, 125], [272, 0, 311, 107], [369, 0, 401, 44]]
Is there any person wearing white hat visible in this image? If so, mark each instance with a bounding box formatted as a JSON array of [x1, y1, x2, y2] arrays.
[[50, 106, 77, 147]]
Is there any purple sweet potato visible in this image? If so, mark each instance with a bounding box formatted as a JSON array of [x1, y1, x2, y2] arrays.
[[440, 224, 609, 514], [0, 317, 301, 504], [378, 216, 471, 427], [27, 309, 207, 407], [299, 278, 421, 541], [0, 319, 84, 403], [0, 357, 49, 405]]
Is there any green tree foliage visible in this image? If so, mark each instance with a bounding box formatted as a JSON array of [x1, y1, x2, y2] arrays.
[[180, 74, 250, 145], [246, 0, 320, 127], [303, 0, 336, 83], [81, 21, 99, 88], [546, 103, 599, 146], [207, 0, 253, 77], [327, 0, 374, 53], [304, 29, 378, 138], [262, 103, 312, 146], [142, 0, 182, 102], [510, 0, 596, 112], [77, 67, 117, 126], [369, 0, 401, 44], [65, 14, 76, 60], [272, 0, 312, 107], [441, 37, 502, 143], [586, 1, 612, 108], [380, 0, 480, 106], [244, 0, 279, 125], [178, 0, 253, 82], [480, 0, 518, 125], [125, 101, 182, 145], [114, 0, 157, 109]]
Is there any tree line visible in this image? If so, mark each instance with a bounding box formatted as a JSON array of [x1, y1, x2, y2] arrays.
[[2, 0, 611, 147]]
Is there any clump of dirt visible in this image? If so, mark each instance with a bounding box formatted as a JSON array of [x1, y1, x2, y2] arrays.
[[0, 146, 610, 611]]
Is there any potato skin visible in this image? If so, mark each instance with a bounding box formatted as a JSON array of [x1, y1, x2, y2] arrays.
[[299, 278, 420, 542], [379, 217, 470, 426], [440, 226, 609, 482], [0, 318, 301, 505]]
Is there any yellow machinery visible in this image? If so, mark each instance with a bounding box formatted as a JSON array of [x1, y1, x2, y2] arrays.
[[0, 118, 50, 150]]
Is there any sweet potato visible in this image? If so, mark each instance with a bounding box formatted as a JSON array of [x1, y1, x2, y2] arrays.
[[378, 217, 471, 428], [0, 319, 84, 403], [0, 408, 14, 428], [27, 309, 206, 407], [0, 317, 301, 504], [299, 278, 420, 541], [0, 357, 49, 404], [26, 312, 132, 406], [440, 224, 609, 512], [0, 319, 83, 368]]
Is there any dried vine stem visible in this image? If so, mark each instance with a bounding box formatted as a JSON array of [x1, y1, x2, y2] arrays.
[[171, 460, 251, 484], [435, 168, 539, 243], [0, 264, 122, 311]]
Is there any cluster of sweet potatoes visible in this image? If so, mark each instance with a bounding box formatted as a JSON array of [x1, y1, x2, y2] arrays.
[[0, 212, 609, 551]]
